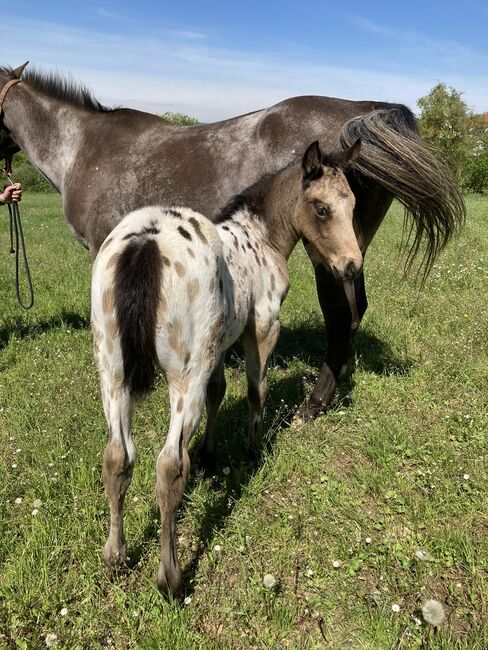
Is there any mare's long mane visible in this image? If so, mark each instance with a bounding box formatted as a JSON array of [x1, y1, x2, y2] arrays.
[[0, 65, 113, 113]]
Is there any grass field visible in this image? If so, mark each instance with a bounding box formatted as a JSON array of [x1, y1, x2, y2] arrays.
[[0, 194, 486, 649]]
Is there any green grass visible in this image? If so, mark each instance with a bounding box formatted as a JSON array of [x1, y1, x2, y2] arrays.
[[0, 193, 486, 649]]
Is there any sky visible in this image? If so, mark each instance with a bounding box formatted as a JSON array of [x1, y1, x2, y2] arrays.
[[2, 1, 487, 122]]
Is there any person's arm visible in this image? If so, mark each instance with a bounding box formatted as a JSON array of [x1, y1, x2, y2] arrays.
[[0, 183, 22, 205]]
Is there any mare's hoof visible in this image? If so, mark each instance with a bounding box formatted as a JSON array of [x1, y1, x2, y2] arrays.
[[198, 448, 218, 477], [102, 542, 127, 571], [157, 563, 183, 599]]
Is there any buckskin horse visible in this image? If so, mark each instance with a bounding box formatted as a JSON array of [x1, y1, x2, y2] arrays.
[[0, 63, 465, 419]]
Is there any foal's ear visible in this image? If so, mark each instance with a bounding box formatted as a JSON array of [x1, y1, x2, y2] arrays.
[[302, 141, 323, 183], [12, 62, 29, 79], [340, 139, 361, 167]]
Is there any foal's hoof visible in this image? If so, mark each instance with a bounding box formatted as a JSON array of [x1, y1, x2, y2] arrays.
[[157, 563, 183, 599]]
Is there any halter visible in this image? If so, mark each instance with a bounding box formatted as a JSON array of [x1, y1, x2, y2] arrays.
[[0, 78, 34, 309], [0, 78, 21, 174], [0, 78, 20, 109]]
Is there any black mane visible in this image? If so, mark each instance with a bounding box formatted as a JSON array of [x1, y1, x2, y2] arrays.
[[214, 166, 292, 223], [0, 65, 113, 113]]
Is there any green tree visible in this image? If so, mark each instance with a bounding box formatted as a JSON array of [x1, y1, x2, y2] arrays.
[[160, 111, 198, 126], [417, 83, 471, 181]]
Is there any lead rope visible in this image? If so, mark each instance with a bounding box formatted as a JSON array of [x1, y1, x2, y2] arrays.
[[2, 170, 34, 309]]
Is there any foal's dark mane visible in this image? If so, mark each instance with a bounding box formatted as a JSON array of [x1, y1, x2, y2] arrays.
[[215, 151, 346, 223], [0, 65, 114, 113], [214, 171, 281, 223]]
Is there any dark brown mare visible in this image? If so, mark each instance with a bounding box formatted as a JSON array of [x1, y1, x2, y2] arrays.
[[0, 63, 465, 419]]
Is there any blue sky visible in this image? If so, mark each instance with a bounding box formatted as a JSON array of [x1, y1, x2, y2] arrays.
[[3, 1, 487, 121]]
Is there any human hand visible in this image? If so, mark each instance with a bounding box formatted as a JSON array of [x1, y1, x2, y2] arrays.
[[0, 183, 22, 204]]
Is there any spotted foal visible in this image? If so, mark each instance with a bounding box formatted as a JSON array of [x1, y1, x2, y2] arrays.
[[91, 140, 363, 596]]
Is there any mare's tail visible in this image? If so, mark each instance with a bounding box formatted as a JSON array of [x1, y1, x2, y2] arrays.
[[340, 105, 466, 279], [114, 237, 162, 395]]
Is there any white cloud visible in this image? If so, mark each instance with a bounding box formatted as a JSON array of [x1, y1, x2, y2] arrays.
[[4, 16, 487, 122]]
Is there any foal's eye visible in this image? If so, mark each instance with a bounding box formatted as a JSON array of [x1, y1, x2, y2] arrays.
[[314, 202, 329, 218]]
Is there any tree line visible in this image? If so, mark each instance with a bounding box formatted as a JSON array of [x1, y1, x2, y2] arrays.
[[7, 88, 488, 194]]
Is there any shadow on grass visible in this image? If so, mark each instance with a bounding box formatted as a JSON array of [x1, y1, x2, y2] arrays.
[[126, 368, 306, 593], [275, 322, 414, 377], [0, 310, 90, 349]]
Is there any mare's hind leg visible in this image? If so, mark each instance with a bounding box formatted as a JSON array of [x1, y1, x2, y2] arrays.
[[100, 377, 137, 568], [242, 319, 280, 458], [156, 375, 206, 597], [199, 354, 226, 470]]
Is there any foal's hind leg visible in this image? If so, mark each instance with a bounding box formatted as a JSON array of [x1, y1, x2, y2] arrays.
[[156, 375, 206, 596], [242, 319, 280, 457], [200, 354, 226, 470], [100, 375, 136, 569]]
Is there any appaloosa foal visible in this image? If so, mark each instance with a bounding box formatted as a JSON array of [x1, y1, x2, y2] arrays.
[[91, 140, 362, 596]]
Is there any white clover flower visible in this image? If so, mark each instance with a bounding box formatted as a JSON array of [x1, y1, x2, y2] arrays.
[[14, 497, 22, 505], [59, 607, 68, 617], [391, 603, 400, 613], [184, 596, 192, 605], [365, 537, 372, 544], [263, 574, 277, 589], [415, 549, 431, 561], [33, 499, 42, 508], [45, 632, 58, 647], [463, 474, 470, 480], [31, 509, 39, 516], [422, 599, 445, 626], [332, 560, 341, 568], [213, 544, 222, 553]]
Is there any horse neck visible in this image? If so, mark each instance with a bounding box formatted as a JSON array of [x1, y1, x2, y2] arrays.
[[244, 164, 302, 260], [3, 84, 85, 192]]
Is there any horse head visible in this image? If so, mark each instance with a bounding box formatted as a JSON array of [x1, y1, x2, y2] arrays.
[[0, 62, 29, 167], [297, 139, 363, 283]]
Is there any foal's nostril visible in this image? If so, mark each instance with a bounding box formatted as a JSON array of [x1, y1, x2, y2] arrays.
[[344, 260, 357, 281]]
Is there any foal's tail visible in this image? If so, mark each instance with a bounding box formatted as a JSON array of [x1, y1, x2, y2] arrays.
[[340, 105, 466, 279], [114, 237, 162, 395]]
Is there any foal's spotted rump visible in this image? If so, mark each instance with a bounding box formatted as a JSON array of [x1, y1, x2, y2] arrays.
[[91, 140, 363, 597]]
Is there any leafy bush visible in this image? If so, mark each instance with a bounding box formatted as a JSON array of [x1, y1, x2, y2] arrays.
[[462, 132, 488, 194], [160, 111, 199, 126]]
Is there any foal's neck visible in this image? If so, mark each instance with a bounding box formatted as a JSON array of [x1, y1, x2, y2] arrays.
[[242, 164, 302, 260], [3, 84, 85, 192]]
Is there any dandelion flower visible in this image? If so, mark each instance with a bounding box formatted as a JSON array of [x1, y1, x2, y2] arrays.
[[391, 603, 400, 613], [421, 599, 445, 626], [263, 574, 277, 589]]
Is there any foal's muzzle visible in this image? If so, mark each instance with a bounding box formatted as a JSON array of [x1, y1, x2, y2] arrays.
[[332, 259, 362, 283]]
